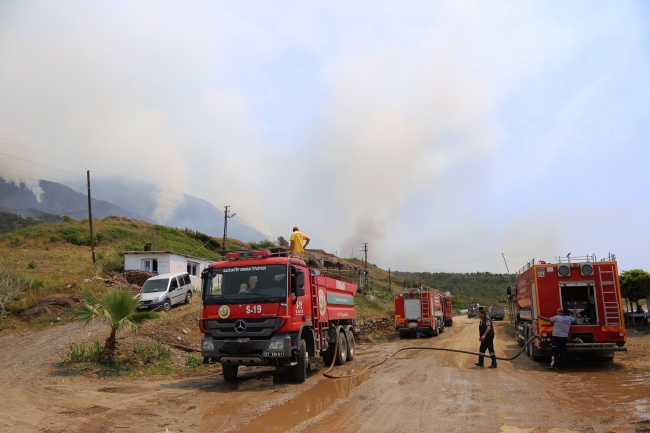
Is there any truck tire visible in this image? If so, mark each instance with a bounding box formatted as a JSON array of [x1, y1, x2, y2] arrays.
[[335, 330, 348, 365], [524, 327, 531, 357], [222, 364, 238, 381], [293, 340, 308, 383], [346, 329, 355, 361], [445, 320, 453, 327], [432, 322, 439, 336], [516, 322, 524, 347], [440, 319, 445, 333], [322, 344, 334, 367], [185, 291, 192, 304], [162, 299, 171, 312], [398, 330, 410, 339], [525, 326, 541, 361]]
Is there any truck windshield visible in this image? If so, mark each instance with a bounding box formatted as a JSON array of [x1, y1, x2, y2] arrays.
[[202, 264, 287, 303], [141, 279, 169, 293]]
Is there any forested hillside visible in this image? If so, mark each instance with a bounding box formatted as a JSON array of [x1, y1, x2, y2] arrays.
[[395, 271, 513, 307], [0, 211, 57, 234]]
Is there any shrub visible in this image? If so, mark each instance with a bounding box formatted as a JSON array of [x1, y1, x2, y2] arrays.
[[9, 237, 22, 247], [68, 340, 101, 364], [27, 262, 36, 269], [0, 268, 31, 320], [133, 342, 172, 365], [186, 353, 203, 368], [249, 240, 275, 249]]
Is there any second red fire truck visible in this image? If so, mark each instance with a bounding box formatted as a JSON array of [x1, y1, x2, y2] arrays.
[[394, 283, 453, 337]]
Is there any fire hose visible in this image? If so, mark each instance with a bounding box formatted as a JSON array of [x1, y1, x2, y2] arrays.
[[323, 335, 537, 379]]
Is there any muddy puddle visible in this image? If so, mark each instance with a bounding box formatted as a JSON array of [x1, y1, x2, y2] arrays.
[[221, 366, 370, 433], [558, 370, 650, 419]]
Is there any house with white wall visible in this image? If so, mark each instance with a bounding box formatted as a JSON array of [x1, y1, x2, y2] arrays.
[[123, 250, 213, 289]]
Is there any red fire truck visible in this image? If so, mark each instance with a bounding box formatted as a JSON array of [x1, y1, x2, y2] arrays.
[[509, 254, 627, 362], [394, 284, 452, 337], [199, 249, 358, 382]]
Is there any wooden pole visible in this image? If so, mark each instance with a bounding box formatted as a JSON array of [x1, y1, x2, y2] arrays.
[[87, 170, 95, 264]]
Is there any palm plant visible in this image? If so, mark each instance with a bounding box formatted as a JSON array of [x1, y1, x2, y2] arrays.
[[74, 289, 160, 365]]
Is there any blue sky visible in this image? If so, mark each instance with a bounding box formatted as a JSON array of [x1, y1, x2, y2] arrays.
[[0, 1, 648, 272]]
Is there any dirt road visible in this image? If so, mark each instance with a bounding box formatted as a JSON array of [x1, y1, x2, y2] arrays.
[[1, 318, 649, 432]]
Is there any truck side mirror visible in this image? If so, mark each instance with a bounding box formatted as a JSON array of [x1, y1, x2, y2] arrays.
[[293, 270, 305, 297]]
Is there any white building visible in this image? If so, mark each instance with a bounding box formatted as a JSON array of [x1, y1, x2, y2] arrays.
[[123, 250, 213, 289]]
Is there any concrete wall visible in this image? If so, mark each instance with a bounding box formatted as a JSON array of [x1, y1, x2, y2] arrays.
[[124, 253, 210, 290], [124, 254, 172, 274]]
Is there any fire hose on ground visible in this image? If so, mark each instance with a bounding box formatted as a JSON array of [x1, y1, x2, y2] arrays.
[[323, 335, 537, 379]]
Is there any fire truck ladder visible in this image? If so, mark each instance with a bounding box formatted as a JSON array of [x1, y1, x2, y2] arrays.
[[599, 265, 622, 327], [421, 292, 430, 320], [311, 281, 324, 352]]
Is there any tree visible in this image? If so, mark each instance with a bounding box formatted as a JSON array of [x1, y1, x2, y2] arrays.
[[74, 289, 159, 365], [620, 269, 650, 306], [0, 267, 31, 320], [276, 236, 289, 248]]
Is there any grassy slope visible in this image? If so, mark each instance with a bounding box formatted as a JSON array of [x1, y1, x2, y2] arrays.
[[0, 216, 251, 331]]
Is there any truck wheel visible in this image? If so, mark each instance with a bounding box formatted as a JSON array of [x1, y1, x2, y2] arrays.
[[335, 330, 348, 365], [440, 319, 445, 333], [398, 331, 410, 339], [162, 299, 171, 312], [516, 322, 524, 347], [522, 326, 530, 358], [346, 329, 355, 361], [432, 322, 439, 336], [222, 364, 238, 381], [322, 344, 334, 367], [293, 340, 308, 382], [185, 292, 192, 304]]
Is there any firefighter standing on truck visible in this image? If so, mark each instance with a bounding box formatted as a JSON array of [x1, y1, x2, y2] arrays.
[[475, 310, 497, 369], [289, 227, 310, 257]]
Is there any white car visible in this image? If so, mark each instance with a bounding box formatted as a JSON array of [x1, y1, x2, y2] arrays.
[[137, 272, 194, 311]]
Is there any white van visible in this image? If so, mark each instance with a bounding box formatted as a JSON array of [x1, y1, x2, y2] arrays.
[[137, 272, 194, 311]]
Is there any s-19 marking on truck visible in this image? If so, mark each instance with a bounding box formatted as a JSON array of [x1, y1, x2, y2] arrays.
[[509, 254, 626, 362], [199, 249, 359, 382]]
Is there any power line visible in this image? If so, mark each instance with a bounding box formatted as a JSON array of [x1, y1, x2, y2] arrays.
[[0, 136, 368, 246], [371, 253, 503, 270], [0, 138, 364, 247]]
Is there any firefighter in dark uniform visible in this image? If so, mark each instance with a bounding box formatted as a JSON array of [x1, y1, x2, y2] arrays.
[[475, 309, 497, 368]]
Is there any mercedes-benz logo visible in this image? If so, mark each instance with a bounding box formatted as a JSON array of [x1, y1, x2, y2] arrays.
[[234, 320, 247, 333]]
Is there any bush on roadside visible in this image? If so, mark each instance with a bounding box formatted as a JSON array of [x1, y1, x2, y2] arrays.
[[186, 353, 203, 368], [133, 342, 172, 365], [68, 340, 101, 364]]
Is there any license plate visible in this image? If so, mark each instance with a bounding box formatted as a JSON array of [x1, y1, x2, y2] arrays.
[[137, 305, 148, 309], [263, 352, 283, 357]]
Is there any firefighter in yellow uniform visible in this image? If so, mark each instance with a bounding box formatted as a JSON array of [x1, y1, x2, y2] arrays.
[[289, 227, 310, 257]]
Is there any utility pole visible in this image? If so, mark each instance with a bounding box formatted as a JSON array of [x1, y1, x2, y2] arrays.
[[222, 206, 236, 252], [358, 243, 368, 285], [87, 170, 95, 264], [388, 268, 391, 290]]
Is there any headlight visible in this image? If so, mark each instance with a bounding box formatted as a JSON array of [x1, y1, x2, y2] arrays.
[[267, 340, 285, 351], [202, 340, 215, 351]]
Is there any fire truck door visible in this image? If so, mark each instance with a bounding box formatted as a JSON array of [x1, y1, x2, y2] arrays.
[[291, 267, 311, 323]]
